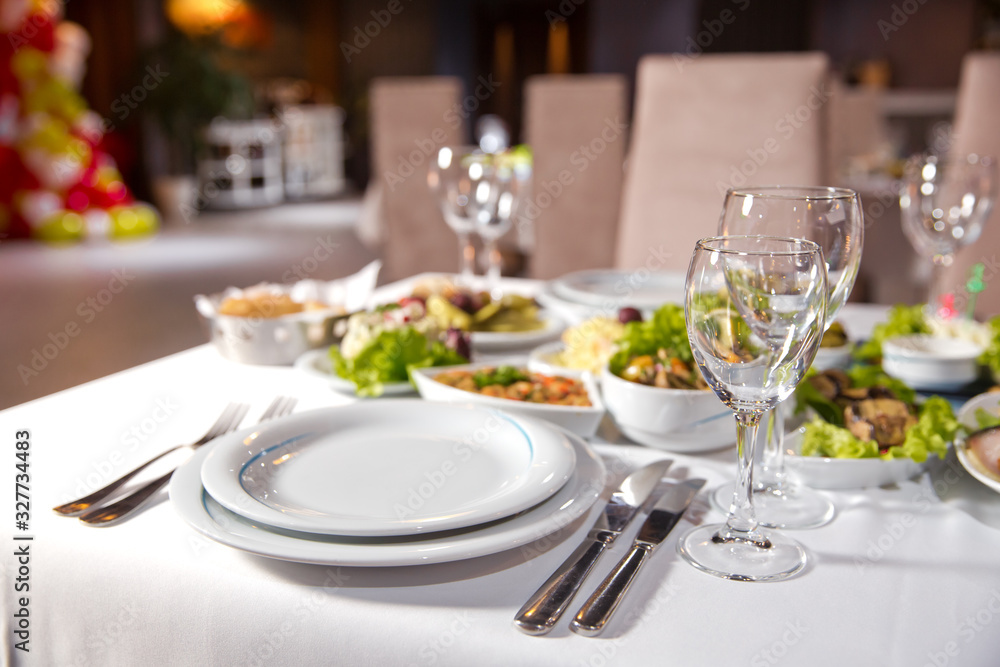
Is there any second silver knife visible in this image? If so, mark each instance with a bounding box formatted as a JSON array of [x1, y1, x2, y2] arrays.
[[570, 477, 706, 637], [513, 459, 673, 635]]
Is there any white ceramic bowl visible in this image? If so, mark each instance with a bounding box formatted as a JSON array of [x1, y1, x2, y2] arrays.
[[882, 334, 984, 392], [812, 343, 853, 371], [409, 362, 605, 438], [598, 366, 733, 453], [955, 392, 1000, 493], [782, 426, 930, 489], [527, 341, 587, 381]]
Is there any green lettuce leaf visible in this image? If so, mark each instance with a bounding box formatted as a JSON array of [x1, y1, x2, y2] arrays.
[[609, 304, 693, 374], [975, 407, 1000, 430], [801, 418, 879, 458], [979, 316, 1000, 376], [330, 328, 466, 397], [853, 304, 930, 362]]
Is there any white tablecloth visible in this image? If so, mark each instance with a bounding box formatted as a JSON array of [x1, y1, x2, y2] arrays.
[[3, 279, 1000, 667]]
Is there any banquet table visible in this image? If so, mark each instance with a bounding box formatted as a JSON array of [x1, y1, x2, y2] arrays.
[[4, 275, 1000, 667]]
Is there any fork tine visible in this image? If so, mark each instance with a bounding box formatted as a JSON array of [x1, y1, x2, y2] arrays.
[[225, 404, 251, 435], [259, 396, 297, 423]]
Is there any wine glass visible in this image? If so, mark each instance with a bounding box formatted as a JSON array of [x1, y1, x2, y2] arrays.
[[899, 153, 997, 320], [712, 186, 864, 530], [678, 236, 827, 581], [428, 145, 482, 285]]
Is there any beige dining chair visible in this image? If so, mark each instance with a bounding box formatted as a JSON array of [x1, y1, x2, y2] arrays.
[[523, 74, 628, 280], [614, 52, 829, 273], [938, 53, 1000, 320], [368, 77, 465, 282]]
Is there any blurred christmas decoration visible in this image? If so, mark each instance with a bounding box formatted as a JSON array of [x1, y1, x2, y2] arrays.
[[0, 0, 158, 242]]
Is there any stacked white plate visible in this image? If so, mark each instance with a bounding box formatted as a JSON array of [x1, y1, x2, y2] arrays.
[[169, 401, 606, 566], [537, 269, 687, 323]]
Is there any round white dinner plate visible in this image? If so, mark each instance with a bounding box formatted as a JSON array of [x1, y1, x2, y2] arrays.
[[170, 423, 605, 566], [293, 350, 415, 396], [199, 402, 577, 536], [955, 392, 1000, 494], [469, 312, 564, 351], [551, 269, 686, 310]]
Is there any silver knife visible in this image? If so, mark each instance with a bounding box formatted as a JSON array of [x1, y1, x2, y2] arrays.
[[513, 459, 673, 636], [570, 477, 706, 637]]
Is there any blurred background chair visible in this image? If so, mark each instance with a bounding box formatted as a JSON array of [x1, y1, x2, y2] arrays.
[[523, 74, 627, 280], [939, 52, 1000, 320], [368, 77, 465, 282], [614, 52, 829, 273]]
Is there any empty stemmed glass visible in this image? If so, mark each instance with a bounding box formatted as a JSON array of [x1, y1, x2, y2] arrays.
[[899, 153, 997, 319], [712, 186, 864, 530], [428, 145, 482, 285], [678, 236, 827, 581]]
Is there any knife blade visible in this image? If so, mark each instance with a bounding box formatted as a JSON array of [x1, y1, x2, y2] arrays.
[[513, 459, 673, 636], [570, 477, 706, 637]]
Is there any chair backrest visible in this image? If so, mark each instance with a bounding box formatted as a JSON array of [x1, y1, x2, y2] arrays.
[[614, 52, 830, 272], [939, 53, 1000, 320], [369, 77, 465, 282], [523, 75, 628, 280]]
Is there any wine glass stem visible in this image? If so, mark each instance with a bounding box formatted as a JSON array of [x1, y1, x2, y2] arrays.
[[757, 406, 788, 494], [727, 410, 762, 534], [927, 258, 951, 320], [457, 232, 475, 282], [485, 238, 502, 297]]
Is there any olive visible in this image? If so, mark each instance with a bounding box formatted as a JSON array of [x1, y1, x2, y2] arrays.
[[618, 307, 643, 324], [449, 292, 477, 314], [445, 328, 471, 360]]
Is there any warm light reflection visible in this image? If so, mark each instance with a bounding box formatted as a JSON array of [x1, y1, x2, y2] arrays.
[[166, 0, 246, 35]]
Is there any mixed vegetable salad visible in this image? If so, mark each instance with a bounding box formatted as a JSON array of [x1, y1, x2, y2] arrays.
[[608, 304, 710, 390]]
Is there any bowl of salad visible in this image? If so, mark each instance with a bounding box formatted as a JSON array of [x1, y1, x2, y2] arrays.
[[599, 304, 733, 453], [784, 367, 960, 489], [326, 299, 469, 397]]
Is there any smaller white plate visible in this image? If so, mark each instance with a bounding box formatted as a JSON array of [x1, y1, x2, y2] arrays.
[[956, 392, 1000, 494], [882, 335, 983, 392], [293, 349, 415, 396], [812, 343, 853, 371], [783, 426, 929, 490], [527, 341, 587, 380], [410, 362, 605, 438], [200, 402, 577, 536], [170, 423, 606, 567], [470, 312, 565, 351], [550, 270, 686, 310]]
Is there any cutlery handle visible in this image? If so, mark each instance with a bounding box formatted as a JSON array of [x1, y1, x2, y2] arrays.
[[52, 446, 180, 516], [570, 544, 650, 637], [78, 469, 174, 527], [513, 535, 610, 635]]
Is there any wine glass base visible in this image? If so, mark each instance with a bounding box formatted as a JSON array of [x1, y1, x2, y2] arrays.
[[710, 482, 835, 530], [677, 523, 807, 582]]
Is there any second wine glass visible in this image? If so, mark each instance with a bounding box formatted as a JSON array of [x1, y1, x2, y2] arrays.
[[678, 236, 827, 581], [713, 186, 863, 530]]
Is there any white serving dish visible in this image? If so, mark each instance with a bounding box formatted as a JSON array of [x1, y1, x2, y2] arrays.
[[812, 343, 853, 371], [598, 366, 733, 453], [882, 334, 984, 392], [199, 402, 577, 536], [293, 349, 415, 396], [410, 362, 605, 438], [195, 260, 381, 365], [956, 392, 1000, 494], [527, 341, 587, 380], [782, 426, 930, 490]]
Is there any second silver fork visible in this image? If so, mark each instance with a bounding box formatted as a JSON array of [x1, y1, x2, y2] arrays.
[[78, 396, 297, 527]]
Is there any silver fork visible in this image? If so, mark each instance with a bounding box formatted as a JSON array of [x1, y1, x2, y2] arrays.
[[78, 396, 297, 526], [53, 402, 251, 517]]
